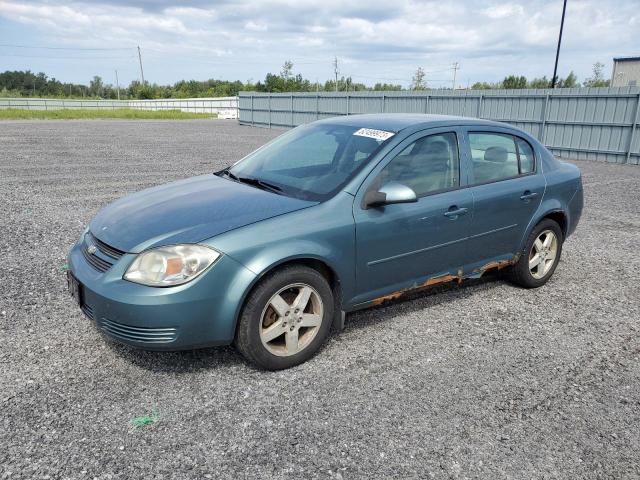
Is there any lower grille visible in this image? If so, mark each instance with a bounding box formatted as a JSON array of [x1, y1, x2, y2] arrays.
[[99, 318, 177, 344], [81, 304, 95, 321]]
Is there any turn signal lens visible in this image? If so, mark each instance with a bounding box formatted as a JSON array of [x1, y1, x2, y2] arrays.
[[124, 245, 220, 287]]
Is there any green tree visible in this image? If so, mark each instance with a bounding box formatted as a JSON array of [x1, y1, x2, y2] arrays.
[[559, 71, 578, 88], [584, 62, 610, 87], [411, 67, 427, 90], [89, 76, 104, 97], [528, 76, 551, 88], [280, 60, 293, 80], [471, 81, 498, 90], [502, 75, 527, 89]]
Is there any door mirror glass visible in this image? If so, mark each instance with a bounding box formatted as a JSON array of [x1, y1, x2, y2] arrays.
[[364, 182, 417, 208]]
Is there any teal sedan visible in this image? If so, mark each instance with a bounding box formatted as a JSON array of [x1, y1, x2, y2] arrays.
[[67, 114, 583, 370]]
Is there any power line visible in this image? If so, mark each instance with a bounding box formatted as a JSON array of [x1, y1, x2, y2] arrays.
[[0, 43, 133, 51], [0, 53, 135, 60], [349, 73, 451, 83]]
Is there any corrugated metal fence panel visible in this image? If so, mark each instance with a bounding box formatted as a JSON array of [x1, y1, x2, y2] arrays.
[[631, 126, 640, 165], [238, 88, 640, 163]]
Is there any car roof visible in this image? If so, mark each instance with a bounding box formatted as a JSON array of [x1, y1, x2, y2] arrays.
[[314, 113, 509, 133]]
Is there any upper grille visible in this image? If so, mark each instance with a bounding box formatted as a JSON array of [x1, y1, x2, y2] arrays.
[[91, 234, 125, 260], [82, 232, 125, 273]]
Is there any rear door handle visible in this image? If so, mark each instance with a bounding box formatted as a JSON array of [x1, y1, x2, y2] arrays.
[[444, 206, 468, 219], [520, 191, 538, 201]]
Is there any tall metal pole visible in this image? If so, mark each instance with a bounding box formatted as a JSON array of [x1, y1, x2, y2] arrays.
[[137, 46, 146, 85], [333, 56, 339, 92], [551, 0, 567, 89], [452, 62, 459, 90], [115, 69, 120, 100]]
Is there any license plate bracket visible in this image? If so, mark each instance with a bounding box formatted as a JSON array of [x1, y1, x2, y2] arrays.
[[67, 271, 83, 307]]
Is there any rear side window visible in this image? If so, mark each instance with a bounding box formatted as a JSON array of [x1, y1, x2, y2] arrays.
[[469, 133, 535, 183]]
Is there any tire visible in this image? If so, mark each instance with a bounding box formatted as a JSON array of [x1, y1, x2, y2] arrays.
[[507, 218, 564, 288], [235, 265, 334, 370]]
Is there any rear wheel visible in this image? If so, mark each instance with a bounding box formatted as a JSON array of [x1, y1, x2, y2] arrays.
[[507, 219, 563, 288], [235, 265, 334, 370]]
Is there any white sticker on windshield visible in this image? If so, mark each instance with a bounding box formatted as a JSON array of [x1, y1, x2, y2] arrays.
[[353, 128, 395, 141]]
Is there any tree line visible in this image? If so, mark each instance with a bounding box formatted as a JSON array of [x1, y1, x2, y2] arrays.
[[0, 62, 611, 100]]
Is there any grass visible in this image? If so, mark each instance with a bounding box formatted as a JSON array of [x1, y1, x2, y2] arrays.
[[0, 108, 216, 120]]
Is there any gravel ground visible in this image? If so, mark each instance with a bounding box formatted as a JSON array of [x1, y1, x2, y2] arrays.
[[1, 119, 638, 479]]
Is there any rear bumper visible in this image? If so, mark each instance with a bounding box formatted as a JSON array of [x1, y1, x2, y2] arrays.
[[67, 240, 257, 350], [567, 185, 583, 237]]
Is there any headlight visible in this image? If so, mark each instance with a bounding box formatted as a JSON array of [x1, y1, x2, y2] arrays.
[[124, 245, 220, 287]]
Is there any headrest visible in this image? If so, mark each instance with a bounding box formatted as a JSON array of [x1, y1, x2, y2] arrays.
[[484, 146, 508, 163], [420, 140, 449, 158], [353, 135, 379, 154]]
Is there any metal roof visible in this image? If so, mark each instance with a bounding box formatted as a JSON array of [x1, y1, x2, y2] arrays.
[[613, 56, 640, 63]]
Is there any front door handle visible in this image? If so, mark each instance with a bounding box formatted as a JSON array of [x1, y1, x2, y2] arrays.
[[444, 206, 468, 219], [520, 190, 538, 201]]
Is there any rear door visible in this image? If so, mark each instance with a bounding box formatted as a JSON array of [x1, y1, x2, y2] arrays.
[[462, 129, 545, 270]]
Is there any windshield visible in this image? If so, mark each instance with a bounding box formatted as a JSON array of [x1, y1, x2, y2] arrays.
[[226, 123, 394, 201]]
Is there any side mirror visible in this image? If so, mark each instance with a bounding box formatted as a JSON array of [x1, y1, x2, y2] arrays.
[[364, 182, 417, 209]]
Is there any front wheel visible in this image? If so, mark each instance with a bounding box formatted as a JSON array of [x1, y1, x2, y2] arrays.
[[507, 219, 564, 288], [235, 265, 334, 370]]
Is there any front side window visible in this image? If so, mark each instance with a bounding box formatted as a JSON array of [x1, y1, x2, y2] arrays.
[[469, 133, 535, 183], [377, 132, 460, 197], [227, 123, 392, 201]]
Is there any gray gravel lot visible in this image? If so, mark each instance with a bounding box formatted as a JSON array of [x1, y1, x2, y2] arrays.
[[1, 119, 639, 479]]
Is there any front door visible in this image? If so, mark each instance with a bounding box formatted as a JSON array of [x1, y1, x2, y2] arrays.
[[352, 130, 473, 304]]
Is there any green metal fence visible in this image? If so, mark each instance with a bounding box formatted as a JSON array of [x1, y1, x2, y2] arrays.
[[238, 88, 640, 164]]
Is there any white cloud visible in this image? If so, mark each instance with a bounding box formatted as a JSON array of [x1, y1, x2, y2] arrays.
[[484, 4, 525, 19], [0, 0, 637, 87], [244, 21, 267, 32]]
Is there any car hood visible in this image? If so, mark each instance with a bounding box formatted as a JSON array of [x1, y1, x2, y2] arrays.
[[89, 174, 315, 253]]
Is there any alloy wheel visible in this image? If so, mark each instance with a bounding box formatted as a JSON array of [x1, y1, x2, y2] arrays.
[[259, 283, 324, 357], [529, 229, 558, 279]]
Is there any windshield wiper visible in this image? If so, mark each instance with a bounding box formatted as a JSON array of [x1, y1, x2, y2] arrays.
[[219, 169, 282, 194], [236, 176, 283, 193], [218, 169, 239, 181]]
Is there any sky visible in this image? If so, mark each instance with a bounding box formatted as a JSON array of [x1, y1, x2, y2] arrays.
[[0, 0, 638, 88]]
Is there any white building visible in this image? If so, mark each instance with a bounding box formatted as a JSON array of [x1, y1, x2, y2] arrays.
[[611, 57, 640, 87]]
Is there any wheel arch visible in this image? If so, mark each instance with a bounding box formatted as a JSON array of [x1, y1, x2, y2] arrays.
[[541, 210, 568, 238], [231, 254, 344, 339], [519, 204, 569, 254]]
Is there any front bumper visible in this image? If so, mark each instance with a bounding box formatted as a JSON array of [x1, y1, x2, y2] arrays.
[[68, 240, 257, 350]]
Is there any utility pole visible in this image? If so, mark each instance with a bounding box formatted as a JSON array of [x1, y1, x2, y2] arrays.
[[115, 70, 120, 100], [333, 56, 339, 92], [452, 62, 459, 90], [137, 46, 146, 85], [551, 0, 567, 88]]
